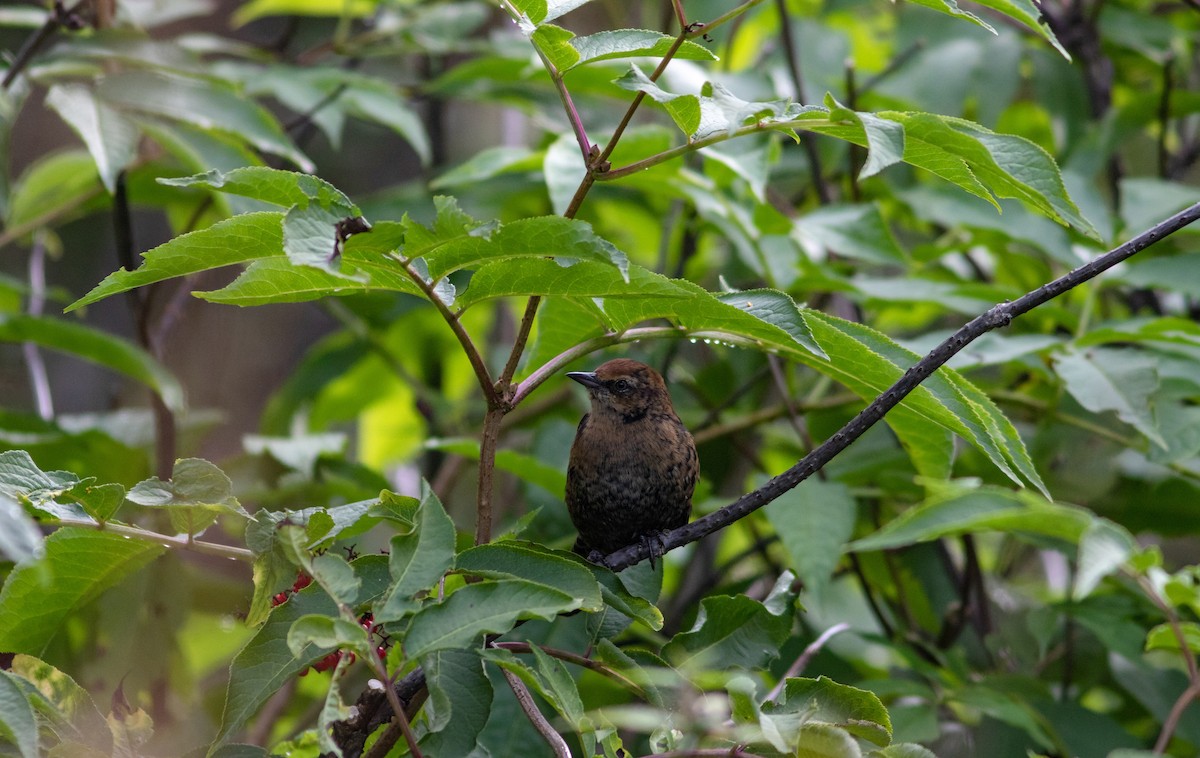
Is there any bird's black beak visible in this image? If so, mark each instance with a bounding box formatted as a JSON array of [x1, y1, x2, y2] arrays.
[[567, 371, 602, 390]]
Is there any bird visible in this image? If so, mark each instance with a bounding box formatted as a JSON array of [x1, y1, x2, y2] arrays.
[[565, 358, 699, 565]]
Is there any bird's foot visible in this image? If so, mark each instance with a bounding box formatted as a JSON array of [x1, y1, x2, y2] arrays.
[[640, 531, 670, 570], [585, 548, 612, 567]]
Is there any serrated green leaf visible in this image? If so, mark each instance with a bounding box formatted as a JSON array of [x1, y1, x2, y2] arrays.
[[127, 458, 240, 511], [160, 167, 357, 212], [0, 314, 184, 411], [0, 530, 164, 656], [403, 579, 580, 658], [66, 211, 284, 312]]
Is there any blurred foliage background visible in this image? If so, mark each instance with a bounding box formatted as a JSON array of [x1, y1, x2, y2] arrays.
[[2, 0, 1200, 756]]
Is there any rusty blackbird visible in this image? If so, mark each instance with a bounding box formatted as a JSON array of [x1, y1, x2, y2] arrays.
[[565, 359, 699, 562]]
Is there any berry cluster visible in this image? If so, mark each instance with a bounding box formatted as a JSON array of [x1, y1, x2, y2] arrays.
[[301, 612, 390, 676], [271, 570, 313, 607]]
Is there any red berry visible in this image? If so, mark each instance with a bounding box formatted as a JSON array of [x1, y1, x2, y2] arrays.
[[376, 646, 387, 660], [272, 592, 289, 606], [312, 652, 341, 672], [292, 572, 313, 592]]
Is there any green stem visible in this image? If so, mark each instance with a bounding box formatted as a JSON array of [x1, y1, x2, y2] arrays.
[[599, 117, 834, 181], [54, 518, 253, 562]]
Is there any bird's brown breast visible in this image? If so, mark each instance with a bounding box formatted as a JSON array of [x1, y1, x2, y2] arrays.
[[566, 404, 698, 555]]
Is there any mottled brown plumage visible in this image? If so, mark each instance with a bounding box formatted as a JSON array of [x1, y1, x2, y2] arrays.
[[565, 359, 699, 561]]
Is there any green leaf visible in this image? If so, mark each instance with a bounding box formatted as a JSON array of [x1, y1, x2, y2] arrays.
[[66, 211, 284, 312], [377, 486, 455, 623], [1073, 520, 1136, 600], [419, 649, 493, 755], [794, 204, 906, 264], [848, 487, 1093, 552], [794, 723, 863, 757], [0, 670, 38, 758], [0, 314, 185, 411], [161, 167, 365, 275], [286, 614, 369, 659], [403, 579, 581, 659], [9, 654, 110, 749], [535, 27, 716, 73], [1145, 622, 1200, 655], [160, 166, 357, 212], [310, 553, 361, 606], [431, 146, 540, 189], [0, 450, 84, 518], [770, 676, 892, 747], [765, 480, 856, 602], [127, 458, 240, 511], [1054, 347, 1165, 449], [5, 150, 103, 231], [0, 530, 164, 656], [44, 84, 139, 193], [96, 70, 311, 170], [664, 592, 792, 669], [456, 541, 603, 612], [196, 203, 631, 306], [0, 494, 44, 563]]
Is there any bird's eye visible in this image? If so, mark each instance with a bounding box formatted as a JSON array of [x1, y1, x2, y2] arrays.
[[612, 379, 632, 395]]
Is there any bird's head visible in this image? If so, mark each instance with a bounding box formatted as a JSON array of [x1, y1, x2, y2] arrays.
[[567, 358, 672, 424]]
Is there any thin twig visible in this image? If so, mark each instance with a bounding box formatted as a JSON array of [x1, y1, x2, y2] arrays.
[[1, 1, 86, 90], [392, 253, 498, 407], [492, 641, 650, 699], [501, 667, 570, 758], [52, 518, 253, 561], [370, 657, 425, 758], [603, 200, 1200, 571], [1156, 682, 1200, 753], [22, 234, 53, 420], [1158, 53, 1175, 178], [773, 0, 830, 204], [765, 622, 852, 701]]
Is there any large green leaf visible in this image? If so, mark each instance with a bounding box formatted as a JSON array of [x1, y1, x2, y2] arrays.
[[0, 530, 164, 656], [420, 649, 493, 755], [403, 579, 581, 659], [44, 84, 138, 193], [0, 315, 184, 411], [0, 670, 38, 758], [848, 487, 1095, 552], [769, 676, 893, 747], [455, 540, 603, 612], [96, 70, 311, 170]]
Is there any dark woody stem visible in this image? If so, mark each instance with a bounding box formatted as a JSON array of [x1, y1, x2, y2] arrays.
[[602, 200, 1200, 571]]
